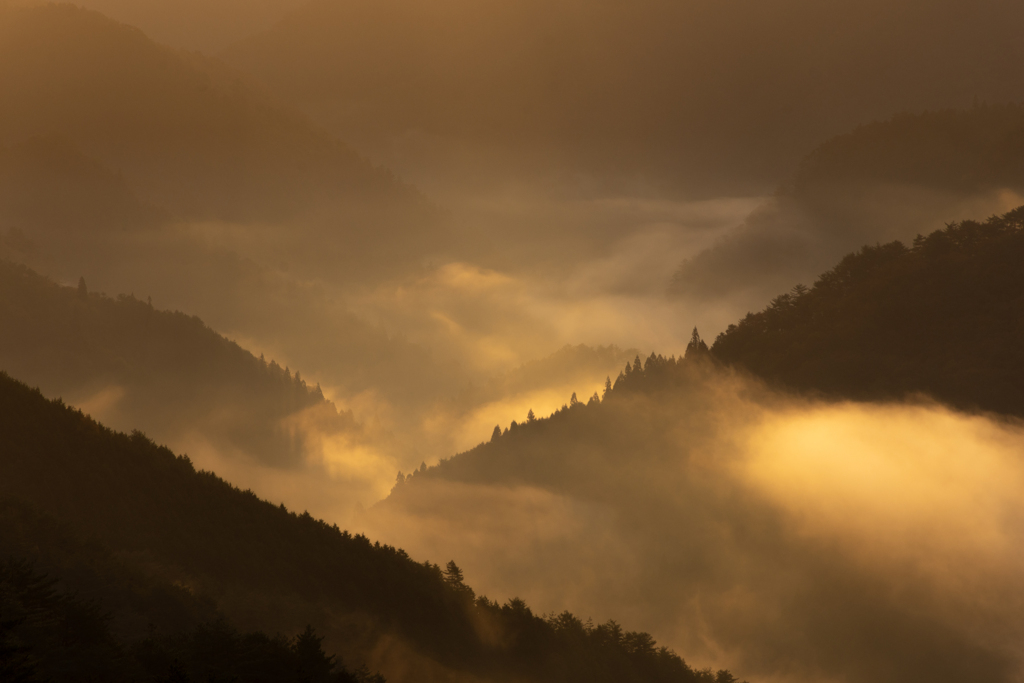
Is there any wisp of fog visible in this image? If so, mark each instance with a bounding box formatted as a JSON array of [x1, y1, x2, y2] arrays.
[[363, 368, 1024, 683]]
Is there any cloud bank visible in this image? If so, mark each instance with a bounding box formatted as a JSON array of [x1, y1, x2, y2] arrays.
[[364, 370, 1024, 682]]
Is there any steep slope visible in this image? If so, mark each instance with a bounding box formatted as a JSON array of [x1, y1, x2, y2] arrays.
[[671, 105, 1024, 302], [0, 260, 355, 468], [711, 205, 1024, 416], [0, 259, 356, 466], [0, 499, 376, 683], [0, 3, 419, 223], [0, 371, 737, 683], [224, 0, 1024, 193]]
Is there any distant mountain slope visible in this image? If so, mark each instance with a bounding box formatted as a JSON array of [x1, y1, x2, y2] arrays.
[[66, 0, 306, 53], [391, 354, 711, 494], [224, 0, 1024, 193], [0, 136, 163, 232], [785, 106, 1024, 196], [0, 371, 737, 683], [670, 105, 1024, 302], [0, 3, 418, 223], [426, 344, 638, 455], [711, 205, 1024, 416], [0, 260, 352, 468]]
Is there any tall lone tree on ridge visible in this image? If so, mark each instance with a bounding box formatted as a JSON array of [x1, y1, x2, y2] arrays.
[[685, 327, 710, 359]]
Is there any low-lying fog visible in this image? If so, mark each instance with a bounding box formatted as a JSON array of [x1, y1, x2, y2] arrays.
[[6, 186, 758, 494], [364, 370, 1024, 682]]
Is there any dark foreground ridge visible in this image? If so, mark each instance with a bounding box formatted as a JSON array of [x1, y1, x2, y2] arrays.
[[0, 371, 740, 683]]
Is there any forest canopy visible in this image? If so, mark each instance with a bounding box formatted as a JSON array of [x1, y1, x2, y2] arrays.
[[712, 205, 1024, 416], [0, 370, 740, 683]]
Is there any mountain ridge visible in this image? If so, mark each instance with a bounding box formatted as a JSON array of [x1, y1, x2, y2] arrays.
[[0, 3, 424, 223], [0, 369, 742, 683]]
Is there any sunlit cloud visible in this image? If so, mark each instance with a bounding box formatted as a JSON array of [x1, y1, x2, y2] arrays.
[[362, 375, 1024, 681]]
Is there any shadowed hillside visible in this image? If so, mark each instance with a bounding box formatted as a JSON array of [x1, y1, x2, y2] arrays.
[[0, 259, 356, 468], [711, 205, 1024, 416], [0, 371, 739, 683], [0, 501, 379, 683]]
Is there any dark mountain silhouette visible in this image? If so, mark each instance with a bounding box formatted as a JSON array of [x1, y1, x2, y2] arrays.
[[0, 503, 378, 683], [670, 105, 1024, 302], [0, 371, 739, 683], [224, 0, 1024, 194], [0, 259, 354, 468], [0, 3, 423, 224], [711, 205, 1024, 417]]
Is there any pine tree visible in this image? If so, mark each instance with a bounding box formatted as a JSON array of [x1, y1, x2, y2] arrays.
[[443, 561, 474, 602], [444, 560, 465, 587], [685, 327, 710, 359], [294, 625, 335, 681]]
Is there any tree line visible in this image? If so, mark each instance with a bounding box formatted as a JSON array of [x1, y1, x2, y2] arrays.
[[0, 370, 739, 683]]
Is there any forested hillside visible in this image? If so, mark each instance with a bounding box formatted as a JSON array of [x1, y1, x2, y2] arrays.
[[0, 371, 738, 683], [0, 500, 378, 683], [396, 346, 710, 492], [712, 206, 1024, 416], [0, 260, 352, 467]]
